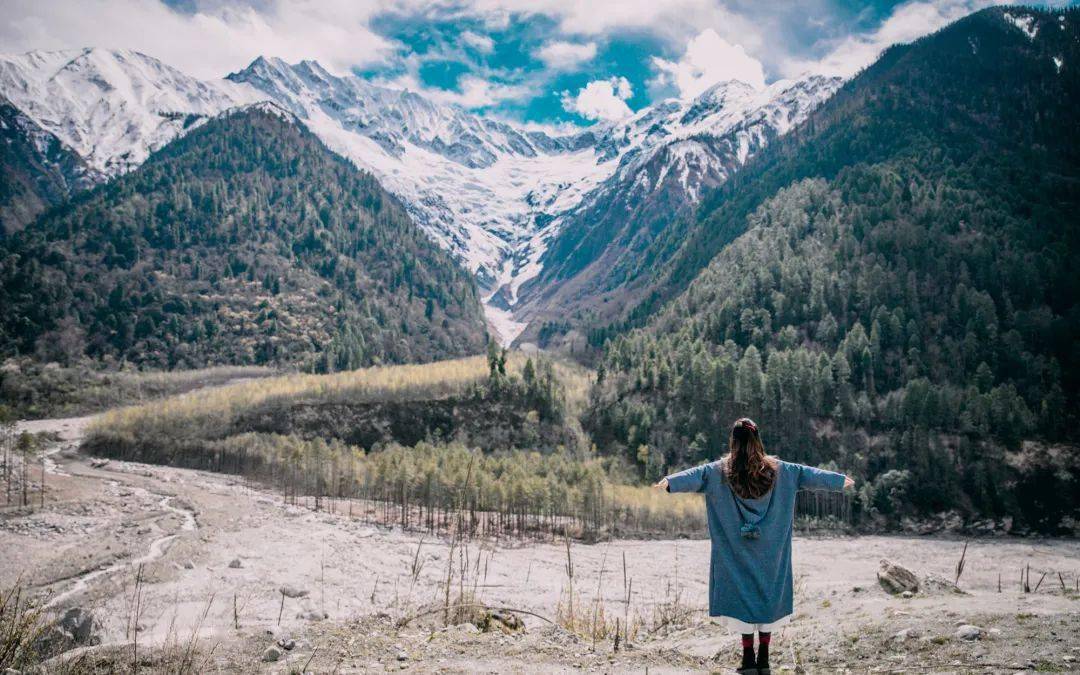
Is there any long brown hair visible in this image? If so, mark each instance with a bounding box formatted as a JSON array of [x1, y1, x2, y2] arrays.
[[724, 417, 776, 499]]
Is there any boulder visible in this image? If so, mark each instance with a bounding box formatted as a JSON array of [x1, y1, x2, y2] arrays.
[[877, 560, 919, 595], [481, 610, 524, 634], [60, 608, 94, 644], [891, 627, 919, 642], [279, 585, 309, 599], [955, 624, 982, 641], [922, 574, 965, 595], [228, 558, 242, 569], [262, 646, 282, 662]]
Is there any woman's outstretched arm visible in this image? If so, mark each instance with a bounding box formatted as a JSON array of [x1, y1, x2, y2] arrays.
[[653, 463, 710, 493], [794, 463, 854, 491]]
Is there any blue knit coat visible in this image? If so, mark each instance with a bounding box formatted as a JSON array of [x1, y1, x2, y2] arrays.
[[666, 459, 846, 623]]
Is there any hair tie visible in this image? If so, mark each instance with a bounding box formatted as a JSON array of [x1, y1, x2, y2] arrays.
[[741, 419, 757, 433]]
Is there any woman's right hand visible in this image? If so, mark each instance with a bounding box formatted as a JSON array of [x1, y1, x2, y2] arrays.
[[653, 477, 669, 490]]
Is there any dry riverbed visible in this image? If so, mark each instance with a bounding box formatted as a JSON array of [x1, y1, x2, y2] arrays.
[[1, 415, 1078, 673]]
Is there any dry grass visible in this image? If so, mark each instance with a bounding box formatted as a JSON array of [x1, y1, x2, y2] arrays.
[[1, 359, 275, 419], [90, 355, 523, 442], [0, 580, 49, 670], [607, 484, 706, 535]]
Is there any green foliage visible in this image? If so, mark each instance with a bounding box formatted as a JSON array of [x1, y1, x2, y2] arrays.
[[587, 8, 1080, 533], [0, 107, 486, 369]]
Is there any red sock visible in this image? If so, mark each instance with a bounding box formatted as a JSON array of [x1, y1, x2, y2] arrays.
[[740, 634, 755, 668], [758, 632, 771, 667]]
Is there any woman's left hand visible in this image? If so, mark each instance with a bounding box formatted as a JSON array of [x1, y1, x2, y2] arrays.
[[844, 475, 855, 489], [653, 477, 669, 490]]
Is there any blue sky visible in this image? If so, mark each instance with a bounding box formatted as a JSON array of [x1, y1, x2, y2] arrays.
[[3, 0, 1075, 126]]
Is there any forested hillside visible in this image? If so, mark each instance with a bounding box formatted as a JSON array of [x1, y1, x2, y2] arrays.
[[0, 98, 99, 234], [587, 7, 1080, 533], [0, 104, 487, 369]]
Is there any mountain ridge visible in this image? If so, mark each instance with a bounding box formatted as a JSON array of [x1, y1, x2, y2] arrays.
[[585, 5, 1080, 531], [0, 106, 488, 369], [0, 47, 839, 343]]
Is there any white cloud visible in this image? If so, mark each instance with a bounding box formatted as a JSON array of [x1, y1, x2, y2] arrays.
[[652, 28, 766, 99], [561, 76, 633, 121], [782, 0, 1011, 77], [467, 0, 739, 41], [460, 30, 495, 54], [537, 41, 597, 70], [385, 72, 530, 109], [0, 0, 393, 79]]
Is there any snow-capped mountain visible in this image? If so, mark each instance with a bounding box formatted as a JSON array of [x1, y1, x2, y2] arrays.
[[224, 56, 607, 302], [0, 97, 101, 232], [0, 48, 841, 344], [0, 48, 263, 177], [510, 75, 842, 343]]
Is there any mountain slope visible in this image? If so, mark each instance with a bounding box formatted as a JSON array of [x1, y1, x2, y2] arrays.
[[512, 76, 841, 346], [0, 98, 101, 234], [0, 48, 261, 177], [597, 6, 1080, 344], [0, 49, 840, 344], [587, 7, 1080, 531], [0, 104, 487, 369]]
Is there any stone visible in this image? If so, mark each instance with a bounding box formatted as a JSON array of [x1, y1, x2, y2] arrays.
[[954, 625, 982, 641], [922, 574, 965, 595], [901, 591, 914, 599], [277, 637, 296, 651], [279, 585, 309, 599], [60, 608, 94, 644], [262, 646, 281, 662], [877, 560, 920, 595], [228, 558, 242, 569], [481, 610, 524, 634], [396, 652, 408, 661], [892, 628, 919, 642], [454, 623, 481, 635], [182, 561, 194, 570]]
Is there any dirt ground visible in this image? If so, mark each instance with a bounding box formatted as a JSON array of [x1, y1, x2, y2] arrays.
[[2, 414, 1078, 673]]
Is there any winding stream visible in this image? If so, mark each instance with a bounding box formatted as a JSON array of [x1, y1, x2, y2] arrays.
[[13, 415, 200, 611]]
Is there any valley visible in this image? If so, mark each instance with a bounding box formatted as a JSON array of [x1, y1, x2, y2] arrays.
[[1, 3, 1079, 673], [3, 404, 1078, 673], [0, 47, 838, 344]]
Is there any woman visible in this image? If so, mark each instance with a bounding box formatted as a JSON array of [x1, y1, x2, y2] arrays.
[[654, 417, 853, 675]]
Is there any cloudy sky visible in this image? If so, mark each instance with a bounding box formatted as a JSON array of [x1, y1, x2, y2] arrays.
[[1, 0, 1071, 125]]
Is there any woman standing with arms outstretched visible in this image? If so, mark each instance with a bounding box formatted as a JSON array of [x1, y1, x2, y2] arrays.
[[654, 417, 854, 675]]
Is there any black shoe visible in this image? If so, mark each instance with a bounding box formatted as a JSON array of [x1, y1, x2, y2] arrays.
[[735, 668, 758, 675]]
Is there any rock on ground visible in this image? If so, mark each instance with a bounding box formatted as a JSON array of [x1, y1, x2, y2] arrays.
[[955, 624, 983, 641], [877, 559, 919, 594]]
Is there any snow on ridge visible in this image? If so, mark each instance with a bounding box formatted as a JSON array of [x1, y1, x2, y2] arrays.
[[1003, 12, 1039, 40], [0, 48, 844, 344], [0, 48, 265, 176]]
